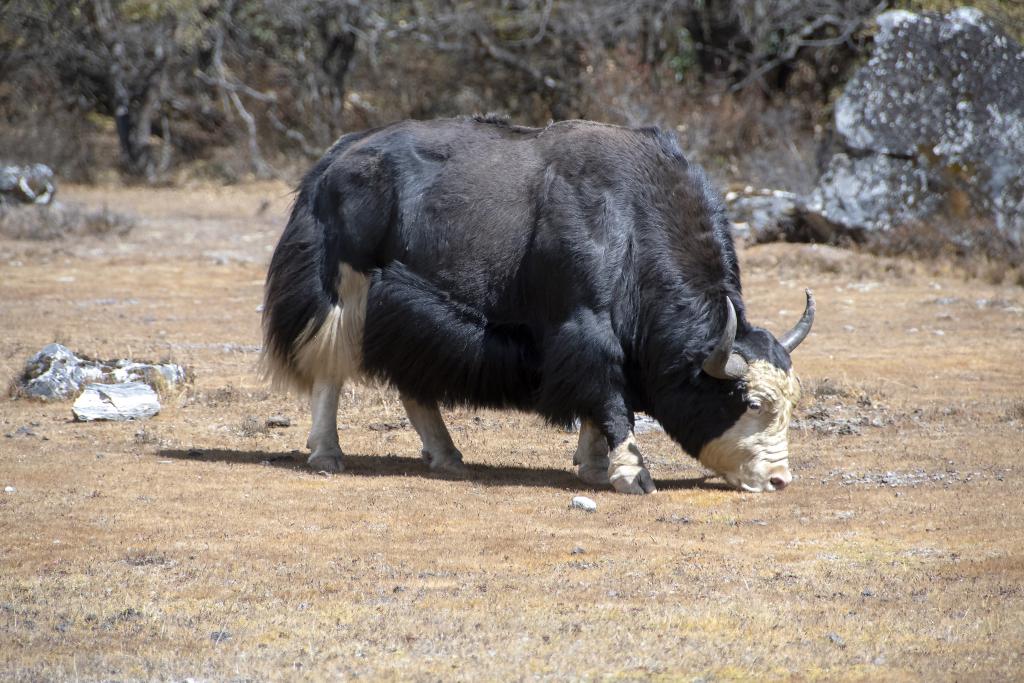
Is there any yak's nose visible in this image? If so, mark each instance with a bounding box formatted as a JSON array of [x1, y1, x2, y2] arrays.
[[769, 475, 790, 490]]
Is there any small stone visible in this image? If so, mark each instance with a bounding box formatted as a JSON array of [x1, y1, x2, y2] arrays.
[[210, 630, 231, 644], [367, 419, 408, 432], [570, 495, 597, 512], [661, 514, 693, 524], [571, 546, 586, 555], [4, 486, 15, 494], [266, 415, 291, 428], [827, 632, 846, 648]]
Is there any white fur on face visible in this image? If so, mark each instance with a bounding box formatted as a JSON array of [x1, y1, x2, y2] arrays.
[[699, 360, 801, 492]]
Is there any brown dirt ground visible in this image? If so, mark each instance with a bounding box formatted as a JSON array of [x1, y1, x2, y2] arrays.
[[1, 183, 1023, 681]]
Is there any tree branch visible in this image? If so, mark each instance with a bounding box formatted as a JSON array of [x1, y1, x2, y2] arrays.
[[473, 30, 560, 90]]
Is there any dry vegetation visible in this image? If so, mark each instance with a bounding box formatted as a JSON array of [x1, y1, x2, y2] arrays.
[[1, 183, 1023, 680], [0, 201, 135, 241]]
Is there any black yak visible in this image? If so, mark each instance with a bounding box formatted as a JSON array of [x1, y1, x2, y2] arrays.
[[262, 116, 813, 493]]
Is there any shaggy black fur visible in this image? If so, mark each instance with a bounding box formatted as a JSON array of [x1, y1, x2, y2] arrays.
[[263, 117, 796, 455], [262, 128, 378, 366]]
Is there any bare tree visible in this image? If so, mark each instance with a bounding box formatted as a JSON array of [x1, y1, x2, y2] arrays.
[[222, 1, 367, 144], [84, 0, 179, 179], [0, 0, 889, 179]]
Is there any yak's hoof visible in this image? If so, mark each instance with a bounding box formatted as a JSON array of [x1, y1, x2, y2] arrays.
[[577, 464, 612, 487], [308, 447, 344, 473], [421, 448, 468, 476], [609, 465, 656, 494]]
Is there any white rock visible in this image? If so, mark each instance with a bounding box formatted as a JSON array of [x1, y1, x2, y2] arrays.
[[73, 382, 161, 421], [633, 413, 664, 435], [570, 495, 597, 512], [4, 486, 15, 494]]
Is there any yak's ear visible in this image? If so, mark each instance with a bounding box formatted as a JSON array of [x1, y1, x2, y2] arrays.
[[702, 298, 749, 380]]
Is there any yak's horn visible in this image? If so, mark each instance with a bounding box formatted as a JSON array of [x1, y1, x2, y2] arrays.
[[702, 297, 749, 380], [779, 289, 815, 353]]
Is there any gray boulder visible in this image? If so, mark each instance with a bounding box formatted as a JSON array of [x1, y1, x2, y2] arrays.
[[802, 154, 945, 241], [808, 8, 1024, 245], [18, 343, 186, 401], [20, 343, 104, 400], [0, 164, 56, 205], [726, 188, 801, 243]]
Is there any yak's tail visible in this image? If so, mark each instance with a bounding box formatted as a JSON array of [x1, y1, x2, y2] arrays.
[[260, 142, 369, 394]]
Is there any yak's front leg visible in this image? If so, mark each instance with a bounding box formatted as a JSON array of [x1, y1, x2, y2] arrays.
[[608, 432, 656, 494], [306, 380, 344, 472], [400, 395, 467, 475], [588, 404, 656, 494], [600, 414, 656, 494], [574, 419, 611, 486], [545, 308, 653, 493]]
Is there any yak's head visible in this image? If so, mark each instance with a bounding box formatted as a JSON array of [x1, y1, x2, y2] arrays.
[[695, 290, 814, 492]]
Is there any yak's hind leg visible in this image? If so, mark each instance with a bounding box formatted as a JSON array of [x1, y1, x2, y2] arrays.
[[401, 395, 467, 475], [306, 380, 344, 472], [574, 419, 611, 486]]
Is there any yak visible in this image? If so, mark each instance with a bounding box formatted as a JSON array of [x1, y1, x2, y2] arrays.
[[261, 116, 814, 494]]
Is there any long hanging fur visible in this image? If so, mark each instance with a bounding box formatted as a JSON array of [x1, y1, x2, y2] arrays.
[[361, 261, 542, 410], [260, 132, 372, 393]]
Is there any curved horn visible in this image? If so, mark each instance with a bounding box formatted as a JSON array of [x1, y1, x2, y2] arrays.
[[702, 297, 749, 380], [779, 289, 816, 352]]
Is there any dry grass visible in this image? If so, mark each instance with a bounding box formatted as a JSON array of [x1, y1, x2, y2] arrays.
[[1, 184, 1023, 680], [0, 201, 134, 240]]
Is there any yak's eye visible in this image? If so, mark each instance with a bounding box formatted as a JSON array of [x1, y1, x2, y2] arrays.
[[747, 399, 763, 413]]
